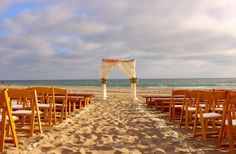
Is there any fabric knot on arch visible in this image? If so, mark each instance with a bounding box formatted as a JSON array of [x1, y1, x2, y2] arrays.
[[99, 58, 138, 101]]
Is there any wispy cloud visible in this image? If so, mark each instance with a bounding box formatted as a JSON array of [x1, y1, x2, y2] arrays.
[[0, 0, 236, 79]]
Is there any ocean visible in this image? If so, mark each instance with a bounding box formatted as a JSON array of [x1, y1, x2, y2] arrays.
[[1, 78, 236, 89]]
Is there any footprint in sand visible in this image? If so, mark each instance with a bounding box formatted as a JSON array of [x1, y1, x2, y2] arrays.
[[41, 146, 54, 152]]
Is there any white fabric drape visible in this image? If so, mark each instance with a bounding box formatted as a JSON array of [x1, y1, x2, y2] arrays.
[[99, 59, 138, 101], [99, 59, 118, 100]]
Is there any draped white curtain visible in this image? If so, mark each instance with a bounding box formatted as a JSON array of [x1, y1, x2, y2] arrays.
[[99, 59, 138, 101]]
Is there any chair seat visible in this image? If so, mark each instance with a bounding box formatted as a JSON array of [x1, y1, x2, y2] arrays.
[[12, 110, 42, 115], [12, 104, 23, 110], [12, 110, 32, 115], [187, 107, 196, 111], [200, 104, 205, 107], [11, 100, 18, 104], [174, 105, 183, 108], [200, 112, 222, 118], [0, 115, 19, 122], [215, 107, 223, 111], [38, 104, 50, 108], [225, 120, 236, 126], [55, 103, 63, 107]]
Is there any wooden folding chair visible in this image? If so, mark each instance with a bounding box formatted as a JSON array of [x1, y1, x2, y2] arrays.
[[28, 87, 56, 127], [217, 91, 236, 153], [169, 89, 186, 122], [7, 89, 43, 137], [193, 90, 225, 142], [0, 89, 18, 152], [179, 90, 199, 129], [54, 88, 68, 122]]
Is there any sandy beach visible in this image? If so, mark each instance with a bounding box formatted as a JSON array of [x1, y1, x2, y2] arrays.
[[2, 86, 228, 154]]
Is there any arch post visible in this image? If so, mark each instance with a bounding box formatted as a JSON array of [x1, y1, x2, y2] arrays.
[[101, 78, 107, 100], [130, 77, 138, 101]]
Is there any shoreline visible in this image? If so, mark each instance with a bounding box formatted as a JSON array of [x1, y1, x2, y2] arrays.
[[1, 78, 236, 90]]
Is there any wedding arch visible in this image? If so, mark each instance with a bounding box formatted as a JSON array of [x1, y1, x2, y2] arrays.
[[99, 59, 138, 101]]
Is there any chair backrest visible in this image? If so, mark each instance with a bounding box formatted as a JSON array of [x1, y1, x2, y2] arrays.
[[196, 90, 212, 111], [54, 88, 67, 96], [171, 89, 186, 103], [27, 87, 55, 104], [28, 87, 54, 95], [211, 90, 228, 100], [0, 90, 6, 110], [7, 89, 38, 110], [0, 89, 14, 117], [225, 91, 236, 105], [172, 89, 186, 96], [211, 90, 228, 109], [224, 91, 236, 116], [54, 88, 68, 103], [184, 90, 200, 106]]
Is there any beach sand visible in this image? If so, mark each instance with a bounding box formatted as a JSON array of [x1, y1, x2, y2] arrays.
[[3, 86, 228, 154]]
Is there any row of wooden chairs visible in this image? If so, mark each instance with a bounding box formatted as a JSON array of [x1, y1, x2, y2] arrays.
[[143, 89, 236, 153], [0, 87, 91, 152], [168, 89, 236, 153]]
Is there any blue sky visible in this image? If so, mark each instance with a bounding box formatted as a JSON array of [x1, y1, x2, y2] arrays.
[[0, 0, 236, 79]]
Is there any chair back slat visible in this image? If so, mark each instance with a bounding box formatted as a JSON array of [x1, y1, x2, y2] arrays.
[[172, 89, 186, 96]]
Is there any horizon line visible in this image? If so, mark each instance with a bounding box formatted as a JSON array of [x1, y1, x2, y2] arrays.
[[1, 77, 236, 81]]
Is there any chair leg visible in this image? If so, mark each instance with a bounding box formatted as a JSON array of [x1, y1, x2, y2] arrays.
[[68, 101, 71, 115], [30, 115, 34, 136], [212, 119, 216, 131], [217, 124, 225, 148], [173, 107, 176, 122], [36, 111, 43, 134], [22, 116, 25, 127], [73, 101, 76, 113], [6, 124, 10, 136], [49, 106, 52, 127], [193, 114, 198, 137], [65, 100, 68, 117], [79, 99, 82, 109], [61, 106, 64, 122], [89, 97, 93, 104], [7, 114, 19, 147], [169, 104, 172, 121], [200, 119, 207, 142], [185, 111, 189, 129], [0, 111, 7, 152], [5, 97, 18, 147], [227, 119, 235, 154], [179, 109, 184, 128], [43, 109, 48, 126], [53, 103, 57, 125]]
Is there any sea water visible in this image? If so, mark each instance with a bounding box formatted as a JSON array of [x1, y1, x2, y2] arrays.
[[1, 78, 236, 89]]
